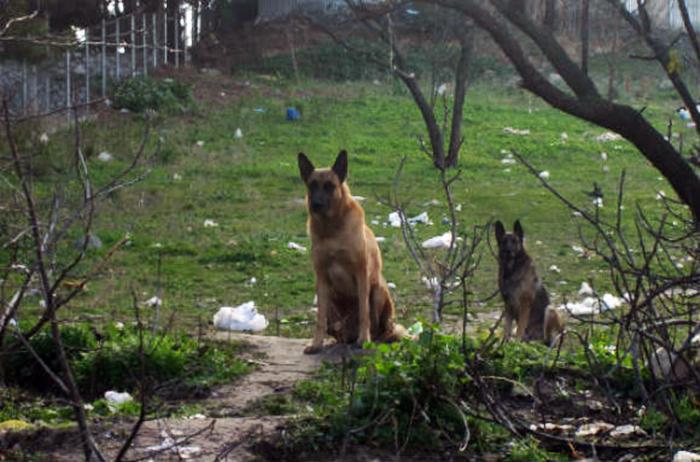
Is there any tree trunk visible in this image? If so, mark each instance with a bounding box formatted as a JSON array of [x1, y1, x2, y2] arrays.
[[581, 0, 590, 75], [446, 31, 473, 168], [543, 0, 556, 30]]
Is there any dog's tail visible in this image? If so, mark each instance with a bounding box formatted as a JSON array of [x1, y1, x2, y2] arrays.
[[380, 322, 407, 343], [544, 307, 565, 347]]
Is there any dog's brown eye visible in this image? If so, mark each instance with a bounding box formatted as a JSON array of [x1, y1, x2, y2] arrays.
[[323, 181, 334, 191], [309, 180, 318, 190]]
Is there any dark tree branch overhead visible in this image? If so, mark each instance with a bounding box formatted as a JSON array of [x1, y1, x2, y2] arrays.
[[416, 0, 700, 225], [608, 0, 700, 136]]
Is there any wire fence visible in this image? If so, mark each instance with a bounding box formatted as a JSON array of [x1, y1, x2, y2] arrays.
[[0, 10, 190, 121]]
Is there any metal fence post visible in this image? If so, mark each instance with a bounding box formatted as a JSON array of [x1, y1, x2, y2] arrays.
[[65, 50, 71, 121], [30, 65, 38, 115], [45, 74, 50, 112], [152, 13, 157, 69], [174, 11, 179, 68], [164, 12, 168, 65], [21, 60, 27, 115], [101, 19, 107, 97], [143, 13, 148, 77], [131, 14, 136, 77], [85, 28, 90, 112], [116, 16, 121, 80]]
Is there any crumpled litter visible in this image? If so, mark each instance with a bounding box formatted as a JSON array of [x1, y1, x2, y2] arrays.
[[674, 450, 700, 462], [145, 437, 201, 459], [575, 421, 614, 438], [596, 131, 622, 142], [422, 231, 460, 249], [144, 296, 162, 308], [287, 241, 307, 253], [561, 292, 625, 316], [104, 391, 132, 411], [503, 127, 530, 136], [213, 301, 268, 332], [388, 211, 432, 228]]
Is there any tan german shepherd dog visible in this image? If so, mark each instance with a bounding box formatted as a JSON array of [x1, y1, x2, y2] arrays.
[[495, 220, 564, 346], [298, 150, 404, 354]]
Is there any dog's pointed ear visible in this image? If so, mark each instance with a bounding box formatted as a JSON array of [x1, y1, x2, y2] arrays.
[[494, 221, 505, 242], [332, 150, 348, 183], [513, 220, 524, 241], [298, 152, 314, 183]]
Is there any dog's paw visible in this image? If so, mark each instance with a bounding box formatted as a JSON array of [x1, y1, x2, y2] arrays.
[[303, 344, 323, 355]]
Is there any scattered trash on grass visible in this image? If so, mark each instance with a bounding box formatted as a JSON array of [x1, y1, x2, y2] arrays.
[[388, 211, 432, 227], [610, 425, 646, 439], [145, 437, 201, 459], [578, 282, 593, 296], [97, 151, 113, 162], [286, 108, 301, 121], [213, 301, 268, 332], [561, 292, 625, 316], [287, 241, 307, 253], [575, 421, 614, 438], [422, 231, 460, 249], [596, 131, 622, 142], [105, 391, 132, 411], [144, 296, 162, 308], [503, 127, 530, 136], [674, 451, 700, 462]]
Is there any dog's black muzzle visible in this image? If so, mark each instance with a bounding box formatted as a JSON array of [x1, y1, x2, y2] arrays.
[[310, 195, 329, 214]]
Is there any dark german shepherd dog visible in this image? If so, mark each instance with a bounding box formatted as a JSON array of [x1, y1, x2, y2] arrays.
[[495, 220, 564, 345], [298, 150, 405, 354]]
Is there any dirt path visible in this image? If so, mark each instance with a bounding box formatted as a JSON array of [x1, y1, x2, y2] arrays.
[[46, 333, 356, 461], [43, 314, 503, 461]]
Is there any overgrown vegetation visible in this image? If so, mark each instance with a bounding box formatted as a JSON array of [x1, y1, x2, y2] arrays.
[[2, 38, 698, 458], [2, 323, 250, 399], [269, 332, 698, 459], [111, 76, 194, 114]]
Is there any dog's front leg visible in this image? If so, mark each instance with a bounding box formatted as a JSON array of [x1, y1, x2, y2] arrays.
[[503, 311, 513, 342], [356, 266, 371, 347], [305, 279, 330, 355], [516, 294, 533, 340]]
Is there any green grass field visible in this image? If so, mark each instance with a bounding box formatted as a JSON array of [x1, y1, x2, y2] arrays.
[[13, 73, 692, 338]]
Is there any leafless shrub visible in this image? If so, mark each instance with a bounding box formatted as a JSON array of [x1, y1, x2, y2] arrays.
[[0, 90, 153, 460], [510, 149, 699, 430]]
